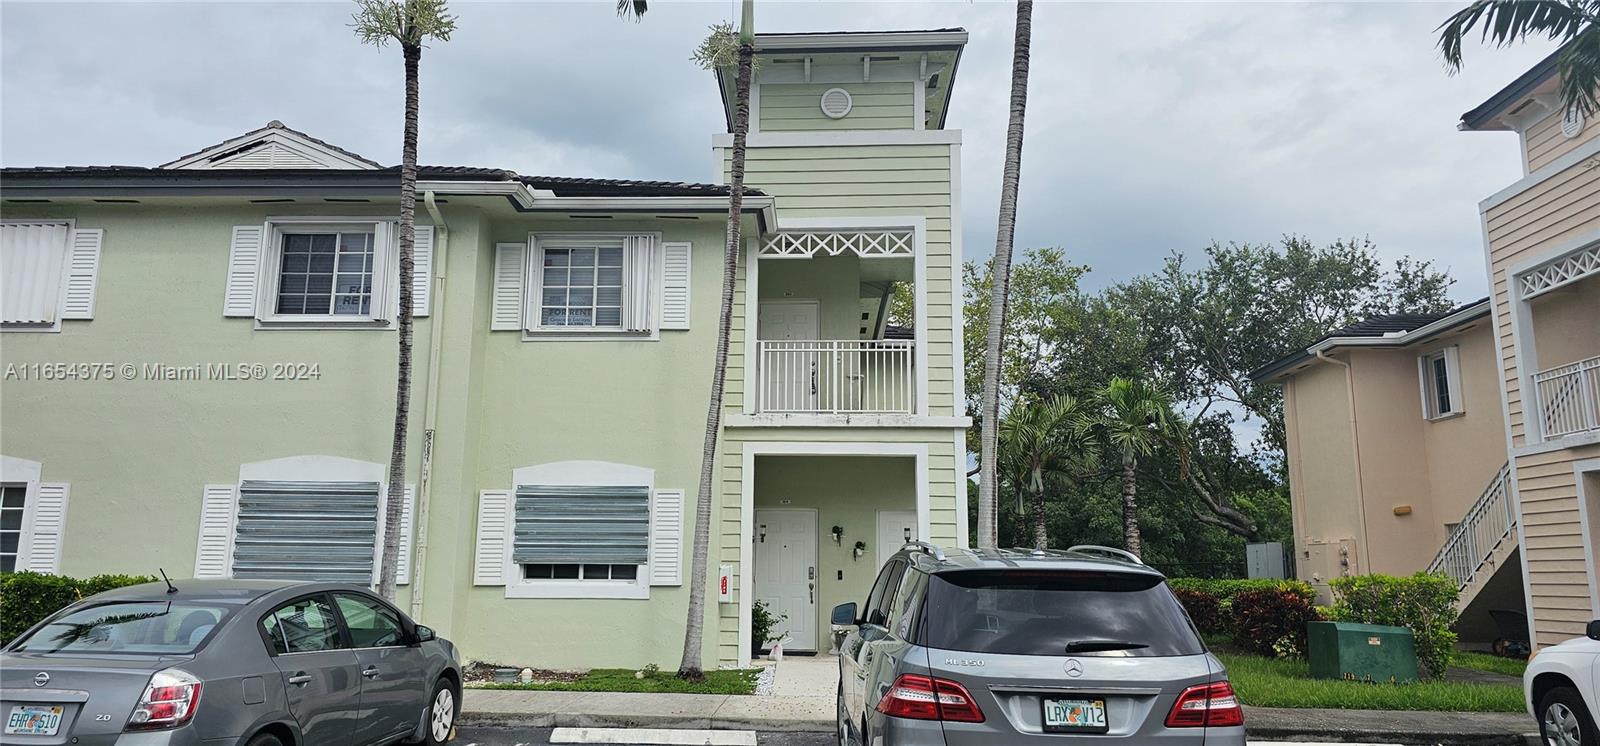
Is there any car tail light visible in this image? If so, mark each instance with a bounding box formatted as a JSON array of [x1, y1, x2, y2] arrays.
[[876, 674, 985, 723], [126, 668, 202, 731], [1165, 680, 1243, 728]]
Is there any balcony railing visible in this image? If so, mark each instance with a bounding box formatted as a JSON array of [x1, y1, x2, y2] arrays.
[[757, 339, 915, 414], [1427, 462, 1513, 591], [1533, 355, 1600, 439]]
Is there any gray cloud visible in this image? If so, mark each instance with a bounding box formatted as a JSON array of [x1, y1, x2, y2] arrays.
[[2, 1, 1557, 298]]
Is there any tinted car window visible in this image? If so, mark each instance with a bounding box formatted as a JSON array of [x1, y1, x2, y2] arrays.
[[10, 602, 231, 655], [865, 560, 906, 627], [888, 569, 928, 642], [334, 593, 405, 647], [261, 595, 345, 654], [924, 570, 1204, 657]]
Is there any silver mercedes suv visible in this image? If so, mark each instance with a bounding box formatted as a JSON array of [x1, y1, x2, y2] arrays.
[[832, 543, 1245, 745]]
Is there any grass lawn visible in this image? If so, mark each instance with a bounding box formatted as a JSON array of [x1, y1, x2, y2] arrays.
[[1451, 651, 1528, 678], [1216, 653, 1523, 712], [475, 668, 760, 695]]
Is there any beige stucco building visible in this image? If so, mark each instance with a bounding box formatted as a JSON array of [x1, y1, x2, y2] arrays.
[[1256, 49, 1599, 648]]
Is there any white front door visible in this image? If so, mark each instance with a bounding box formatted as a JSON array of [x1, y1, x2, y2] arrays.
[[877, 510, 918, 568], [754, 508, 817, 652], [758, 301, 820, 412]]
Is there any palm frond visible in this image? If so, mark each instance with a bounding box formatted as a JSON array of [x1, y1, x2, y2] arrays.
[[1437, 0, 1597, 72], [617, 0, 648, 21], [1558, 24, 1600, 114]]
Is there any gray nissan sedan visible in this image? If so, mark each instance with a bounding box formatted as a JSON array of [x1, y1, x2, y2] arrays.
[[0, 579, 461, 746]]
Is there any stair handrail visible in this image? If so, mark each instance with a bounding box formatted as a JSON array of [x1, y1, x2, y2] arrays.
[[1426, 461, 1513, 590]]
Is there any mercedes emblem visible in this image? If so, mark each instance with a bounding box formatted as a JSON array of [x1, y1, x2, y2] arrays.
[[1064, 659, 1083, 678], [33, 671, 49, 687]]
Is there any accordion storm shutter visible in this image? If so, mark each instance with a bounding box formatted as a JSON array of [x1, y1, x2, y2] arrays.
[[232, 480, 380, 583], [513, 485, 650, 565]]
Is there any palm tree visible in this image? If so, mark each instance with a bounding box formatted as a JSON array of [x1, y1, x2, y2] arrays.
[[1092, 378, 1180, 558], [977, 0, 1035, 550], [352, 0, 456, 601], [677, 2, 755, 682], [1437, 0, 1600, 115], [1000, 394, 1092, 549]]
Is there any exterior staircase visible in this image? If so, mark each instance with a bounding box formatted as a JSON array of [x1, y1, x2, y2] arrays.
[[1427, 462, 1517, 611]]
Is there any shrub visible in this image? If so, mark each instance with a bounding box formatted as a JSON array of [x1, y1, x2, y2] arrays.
[[1329, 572, 1460, 680], [1168, 577, 1316, 603], [1, 572, 157, 645], [1172, 588, 1224, 634], [1232, 588, 1325, 658]]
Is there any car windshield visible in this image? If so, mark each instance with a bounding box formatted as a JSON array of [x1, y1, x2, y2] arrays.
[[923, 570, 1205, 657], [9, 602, 233, 655]]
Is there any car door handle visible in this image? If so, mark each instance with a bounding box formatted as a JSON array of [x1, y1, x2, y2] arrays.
[[362, 667, 382, 679], [287, 673, 312, 686]]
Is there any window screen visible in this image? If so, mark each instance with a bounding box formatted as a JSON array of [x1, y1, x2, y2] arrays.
[[276, 231, 375, 316], [232, 480, 380, 583], [540, 246, 624, 328], [513, 484, 649, 566]]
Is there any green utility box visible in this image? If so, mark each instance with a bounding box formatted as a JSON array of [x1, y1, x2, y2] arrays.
[[1307, 621, 1420, 684]]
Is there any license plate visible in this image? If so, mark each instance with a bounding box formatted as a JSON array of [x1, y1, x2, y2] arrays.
[[4, 705, 64, 737], [1042, 697, 1108, 733]]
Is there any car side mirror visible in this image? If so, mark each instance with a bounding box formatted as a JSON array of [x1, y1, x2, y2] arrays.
[[1587, 619, 1600, 641], [414, 625, 436, 644], [831, 603, 858, 627]]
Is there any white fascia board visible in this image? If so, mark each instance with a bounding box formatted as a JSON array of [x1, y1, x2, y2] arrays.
[[756, 31, 968, 50], [416, 180, 549, 208], [1479, 136, 1600, 212], [1303, 302, 1492, 356], [712, 130, 962, 149]]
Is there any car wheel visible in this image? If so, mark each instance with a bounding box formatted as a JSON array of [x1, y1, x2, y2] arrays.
[[246, 732, 284, 746], [425, 677, 459, 746], [836, 684, 849, 746], [1539, 687, 1598, 746]]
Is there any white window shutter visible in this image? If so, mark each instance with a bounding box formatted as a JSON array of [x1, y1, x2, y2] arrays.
[[411, 226, 434, 317], [0, 222, 69, 325], [474, 490, 510, 585], [623, 235, 656, 332], [223, 226, 264, 317], [24, 483, 69, 573], [650, 490, 684, 586], [397, 484, 416, 585], [61, 229, 103, 320], [660, 242, 691, 330], [491, 243, 525, 331], [194, 484, 239, 578], [1445, 345, 1464, 413]]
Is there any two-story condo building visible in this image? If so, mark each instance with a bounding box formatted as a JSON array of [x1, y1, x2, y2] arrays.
[[0, 28, 971, 669], [1254, 48, 1599, 650]]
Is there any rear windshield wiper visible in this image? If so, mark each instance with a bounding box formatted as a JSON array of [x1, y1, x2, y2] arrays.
[[1064, 639, 1149, 653]]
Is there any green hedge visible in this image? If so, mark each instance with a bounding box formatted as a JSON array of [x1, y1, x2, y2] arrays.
[[1168, 577, 1316, 603], [1, 572, 157, 645], [1329, 572, 1460, 680]]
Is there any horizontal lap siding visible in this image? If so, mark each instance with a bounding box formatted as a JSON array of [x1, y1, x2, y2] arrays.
[[759, 82, 916, 132], [1524, 113, 1599, 172], [1514, 444, 1600, 646], [1484, 159, 1600, 446]]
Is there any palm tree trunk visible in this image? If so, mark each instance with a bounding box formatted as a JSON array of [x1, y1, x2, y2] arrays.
[[678, 40, 753, 682], [977, 0, 1033, 550], [1030, 482, 1047, 550], [1120, 456, 1141, 558], [379, 41, 421, 602]]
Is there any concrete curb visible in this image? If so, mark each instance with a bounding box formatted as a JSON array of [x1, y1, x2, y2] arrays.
[[1242, 706, 1539, 746]]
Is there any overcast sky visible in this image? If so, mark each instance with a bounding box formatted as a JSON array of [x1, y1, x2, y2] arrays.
[[1, 1, 1557, 299]]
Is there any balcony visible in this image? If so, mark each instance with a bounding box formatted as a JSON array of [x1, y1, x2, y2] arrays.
[[757, 339, 915, 414], [1534, 355, 1600, 438]]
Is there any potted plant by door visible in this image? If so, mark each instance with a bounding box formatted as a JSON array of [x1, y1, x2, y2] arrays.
[[751, 599, 787, 657]]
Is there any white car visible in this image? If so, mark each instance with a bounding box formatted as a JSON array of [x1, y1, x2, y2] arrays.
[[1526, 620, 1600, 746]]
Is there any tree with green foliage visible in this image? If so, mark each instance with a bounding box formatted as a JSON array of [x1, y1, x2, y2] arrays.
[[1437, 0, 1600, 116], [1000, 394, 1094, 548], [1090, 378, 1183, 557], [351, 0, 456, 601]]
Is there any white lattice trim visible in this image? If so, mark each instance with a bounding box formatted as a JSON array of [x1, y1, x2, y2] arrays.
[[760, 230, 914, 258], [1519, 244, 1600, 300]]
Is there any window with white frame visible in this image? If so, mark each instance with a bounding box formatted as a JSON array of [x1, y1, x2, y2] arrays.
[[1419, 347, 1464, 419], [1, 483, 25, 572], [260, 221, 389, 323], [513, 484, 649, 584], [539, 245, 624, 328], [1, 221, 102, 332]]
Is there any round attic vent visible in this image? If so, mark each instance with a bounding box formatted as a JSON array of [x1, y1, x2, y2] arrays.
[[820, 88, 853, 119], [1561, 108, 1585, 139]]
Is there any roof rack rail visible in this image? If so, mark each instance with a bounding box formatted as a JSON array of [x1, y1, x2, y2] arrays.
[[902, 541, 946, 562], [1066, 545, 1144, 565]]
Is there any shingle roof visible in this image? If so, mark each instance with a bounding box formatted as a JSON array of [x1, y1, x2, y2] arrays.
[[1249, 298, 1491, 383], [1, 165, 759, 198], [1460, 45, 1565, 130], [758, 28, 965, 36]]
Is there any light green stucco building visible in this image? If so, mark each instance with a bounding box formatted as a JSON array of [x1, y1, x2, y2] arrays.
[[0, 28, 969, 670]]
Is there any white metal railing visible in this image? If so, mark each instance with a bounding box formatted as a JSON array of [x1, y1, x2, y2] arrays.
[[1427, 462, 1514, 591], [1534, 355, 1600, 439], [757, 340, 915, 414]]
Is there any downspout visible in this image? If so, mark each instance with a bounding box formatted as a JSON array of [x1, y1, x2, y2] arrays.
[[1315, 348, 1372, 577], [410, 190, 448, 622]]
